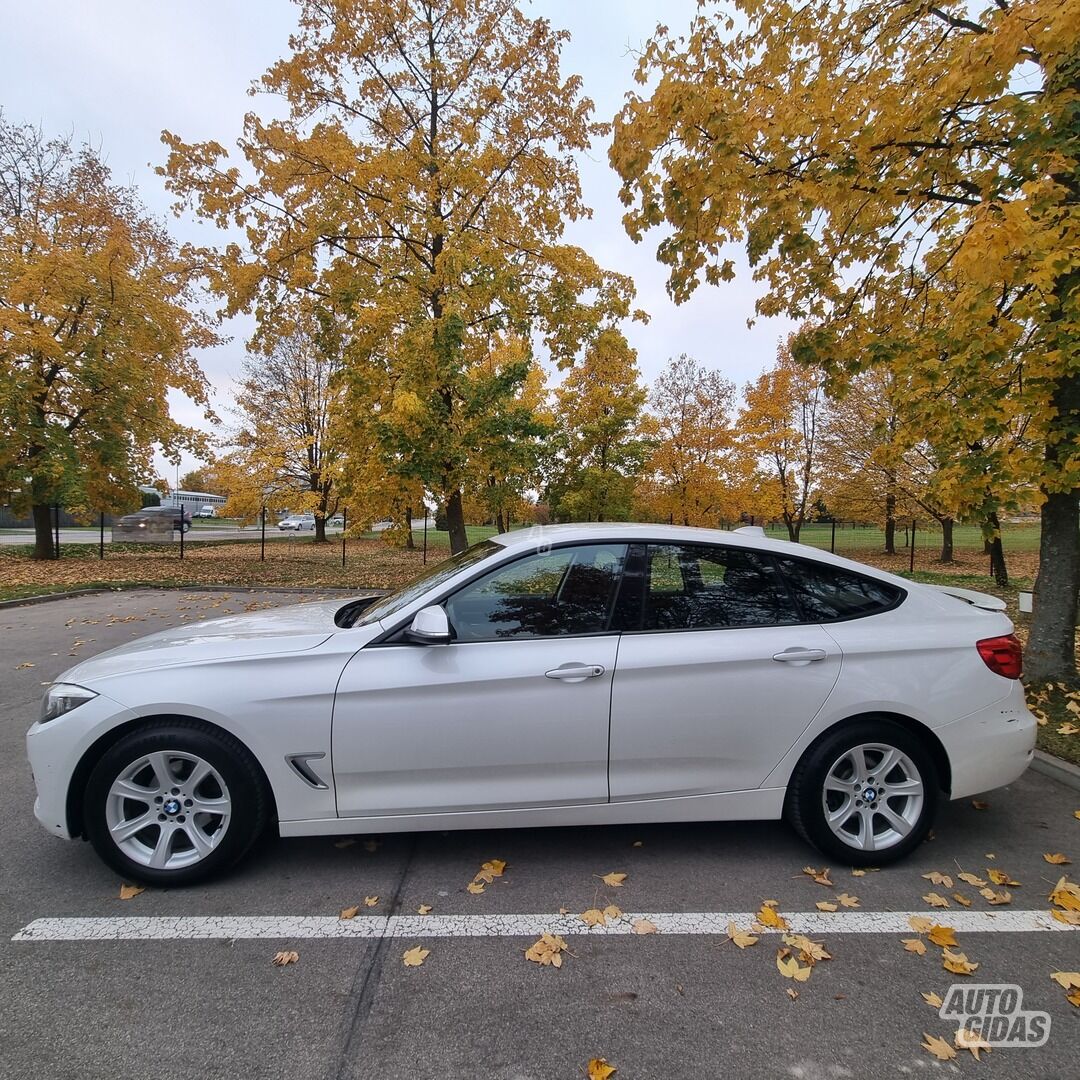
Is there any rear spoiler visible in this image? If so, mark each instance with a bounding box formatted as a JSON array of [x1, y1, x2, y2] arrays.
[[929, 584, 1007, 612]]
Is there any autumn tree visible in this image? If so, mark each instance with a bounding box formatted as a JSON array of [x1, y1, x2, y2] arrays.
[[179, 466, 226, 495], [546, 328, 651, 522], [738, 341, 825, 542], [612, 0, 1080, 679], [0, 116, 214, 558], [162, 0, 640, 555], [221, 304, 345, 542]]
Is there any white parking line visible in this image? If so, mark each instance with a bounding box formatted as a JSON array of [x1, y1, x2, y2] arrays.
[[11, 910, 1076, 942]]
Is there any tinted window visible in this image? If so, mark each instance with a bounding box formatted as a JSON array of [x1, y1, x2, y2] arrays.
[[642, 544, 800, 630], [776, 557, 902, 621], [445, 543, 628, 642]]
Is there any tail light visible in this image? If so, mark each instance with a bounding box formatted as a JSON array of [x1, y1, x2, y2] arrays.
[[976, 634, 1023, 679]]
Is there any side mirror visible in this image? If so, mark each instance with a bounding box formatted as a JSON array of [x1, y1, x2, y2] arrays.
[[404, 605, 451, 644]]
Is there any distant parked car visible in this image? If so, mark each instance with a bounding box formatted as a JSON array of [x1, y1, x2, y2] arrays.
[[194, 505, 218, 519], [117, 506, 191, 534], [278, 514, 316, 531], [327, 515, 344, 527]]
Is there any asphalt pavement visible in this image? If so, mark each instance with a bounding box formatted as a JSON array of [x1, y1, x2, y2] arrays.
[[1, 590, 1077, 1080]]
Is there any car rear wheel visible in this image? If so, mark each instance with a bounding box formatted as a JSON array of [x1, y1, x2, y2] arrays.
[[786, 719, 938, 866], [84, 721, 267, 885]]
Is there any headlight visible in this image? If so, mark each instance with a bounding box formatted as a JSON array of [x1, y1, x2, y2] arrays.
[[40, 683, 98, 723]]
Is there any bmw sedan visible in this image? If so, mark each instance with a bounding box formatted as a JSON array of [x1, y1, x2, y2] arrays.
[[26, 523, 1036, 884]]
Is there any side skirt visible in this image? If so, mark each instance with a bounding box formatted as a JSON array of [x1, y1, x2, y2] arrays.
[[278, 787, 786, 837]]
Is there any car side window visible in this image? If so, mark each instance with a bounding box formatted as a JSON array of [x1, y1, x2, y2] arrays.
[[444, 543, 629, 642], [775, 557, 903, 621], [642, 544, 800, 630]]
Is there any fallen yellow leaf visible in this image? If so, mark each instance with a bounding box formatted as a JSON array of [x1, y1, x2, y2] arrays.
[[474, 859, 507, 884], [908, 915, 933, 934], [466, 882, 485, 895], [955, 1026, 991, 1060], [902, 937, 927, 955], [952, 893, 972, 907], [726, 922, 759, 949], [603, 904, 622, 921], [802, 866, 833, 886], [1067, 989, 1080, 1008], [927, 925, 957, 947], [586, 1058, 616, 1080], [272, 950, 299, 966], [1050, 908, 1080, 925], [923, 871, 953, 888], [1050, 876, 1080, 911], [525, 933, 567, 967], [776, 949, 812, 982], [987, 868, 1020, 886], [1057, 722, 1079, 736], [1044, 853, 1072, 865], [923, 892, 950, 909], [921, 1033, 957, 1062], [786, 987, 799, 1000], [922, 991, 944, 1008], [632, 918, 658, 935], [850, 868, 867, 877], [815, 901, 838, 912], [836, 892, 860, 908], [600, 872, 627, 887], [339, 906, 360, 920], [580, 908, 608, 928], [402, 945, 429, 967], [782, 933, 831, 964], [417, 904, 432, 915], [970, 799, 990, 810], [118, 883, 144, 901], [980, 887, 1012, 906], [1049, 971, 1080, 990], [363, 895, 379, 907], [333, 838, 356, 849], [958, 872, 987, 887], [756, 903, 789, 930], [942, 947, 979, 976]]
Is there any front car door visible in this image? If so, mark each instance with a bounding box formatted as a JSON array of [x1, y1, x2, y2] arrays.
[[609, 542, 843, 799], [332, 541, 629, 817]]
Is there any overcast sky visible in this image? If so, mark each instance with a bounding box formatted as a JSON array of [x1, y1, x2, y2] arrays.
[[1, 0, 793, 481]]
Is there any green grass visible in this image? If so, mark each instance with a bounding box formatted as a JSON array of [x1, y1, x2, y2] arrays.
[[762, 521, 1043, 553], [1029, 682, 1080, 767]]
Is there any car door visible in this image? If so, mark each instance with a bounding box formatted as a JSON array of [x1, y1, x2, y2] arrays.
[[331, 541, 629, 817], [608, 542, 842, 800]]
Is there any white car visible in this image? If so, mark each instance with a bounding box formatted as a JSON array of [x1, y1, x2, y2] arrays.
[[26, 523, 1036, 885], [278, 514, 315, 531]]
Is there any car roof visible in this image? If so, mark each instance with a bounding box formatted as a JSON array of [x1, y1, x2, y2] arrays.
[[490, 522, 912, 588]]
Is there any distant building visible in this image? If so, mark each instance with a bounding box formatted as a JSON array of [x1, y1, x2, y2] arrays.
[[162, 489, 227, 514]]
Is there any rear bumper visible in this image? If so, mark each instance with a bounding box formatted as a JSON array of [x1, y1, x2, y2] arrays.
[[938, 680, 1036, 799]]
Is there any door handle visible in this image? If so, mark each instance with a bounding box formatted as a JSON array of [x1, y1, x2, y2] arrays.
[[545, 663, 605, 681], [772, 648, 828, 664]]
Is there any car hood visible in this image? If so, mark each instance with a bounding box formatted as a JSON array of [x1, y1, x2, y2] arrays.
[[60, 600, 344, 684]]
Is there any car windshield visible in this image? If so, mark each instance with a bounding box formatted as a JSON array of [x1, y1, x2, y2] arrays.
[[354, 539, 501, 626]]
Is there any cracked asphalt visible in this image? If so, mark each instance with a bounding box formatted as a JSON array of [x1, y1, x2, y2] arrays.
[[1, 590, 1077, 1080]]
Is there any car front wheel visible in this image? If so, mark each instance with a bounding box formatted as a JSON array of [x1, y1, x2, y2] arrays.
[[84, 721, 267, 885], [786, 719, 938, 866]]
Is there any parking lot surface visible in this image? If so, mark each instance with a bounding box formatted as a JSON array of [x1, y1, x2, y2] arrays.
[[1, 590, 1077, 1080]]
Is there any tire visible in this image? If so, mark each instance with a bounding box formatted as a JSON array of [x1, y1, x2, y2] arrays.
[[84, 720, 267, 886], [786, 718, 939, 866]]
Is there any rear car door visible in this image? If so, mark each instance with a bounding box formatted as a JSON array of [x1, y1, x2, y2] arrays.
[[608, 542, 842, 799], [332, 542, 628, 817]]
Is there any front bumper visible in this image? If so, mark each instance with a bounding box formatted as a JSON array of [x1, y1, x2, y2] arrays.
[[26, 690, 133, 841], [938, 679, 1037, 800]]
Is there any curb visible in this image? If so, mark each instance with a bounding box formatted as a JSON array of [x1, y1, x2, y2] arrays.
[[0, 585, 389, 610], [1030, 749, 1080, 793]]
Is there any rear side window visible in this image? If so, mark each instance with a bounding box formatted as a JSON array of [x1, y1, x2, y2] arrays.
[[641, 544, 801, 630], [776, 557, 903, 621]]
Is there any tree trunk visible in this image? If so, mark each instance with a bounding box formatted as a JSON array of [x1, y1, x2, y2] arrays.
[[1028, 489, 1079, 682], [314, 516, 327, 543], [403, 506, 414, 550], [32, 503, 55, 560], [445, 488, 468, 554], [939, 517, 954, 563], [496, 510, 507, 534], [785, 514, 798, 542], [884, 491, 896, 554], [987, 511, 1008, 587]]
